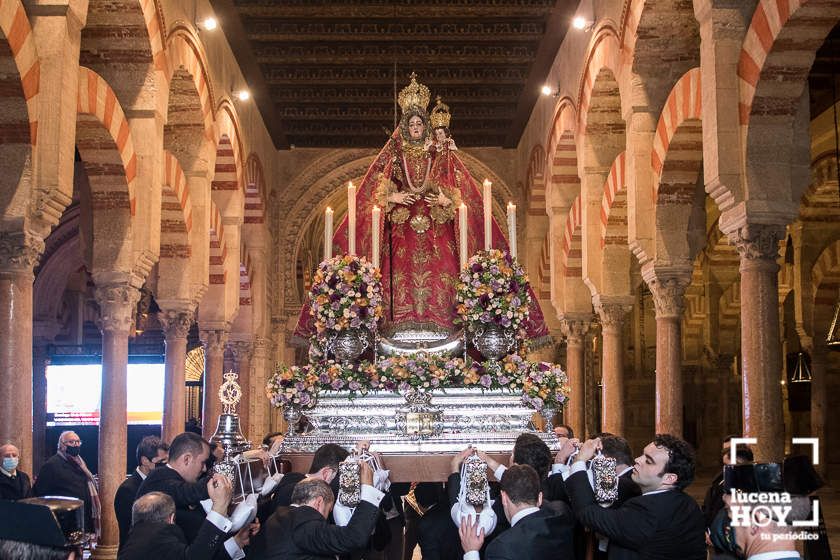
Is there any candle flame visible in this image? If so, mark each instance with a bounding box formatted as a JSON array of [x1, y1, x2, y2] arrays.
[[326, 206, 333, 213], [348, 181, 355, 189], [508, 202, 515, 209], [483, 179, 492, 188], [460, 202, 467, 209]]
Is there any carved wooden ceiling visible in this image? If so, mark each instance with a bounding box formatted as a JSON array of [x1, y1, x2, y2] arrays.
[[211, 0, 580, 149]]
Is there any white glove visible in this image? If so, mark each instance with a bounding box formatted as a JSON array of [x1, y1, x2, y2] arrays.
[[229, 494, 258, 532], [373, 468, 391, 493], [200, 498, 213, 515], [260, 472, 284, 496]]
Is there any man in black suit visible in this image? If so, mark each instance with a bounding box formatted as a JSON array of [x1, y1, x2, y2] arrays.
[[566, 434, 706, 560], [119, 481, 253, 560], [137, 432, 224, 543], [0, 443, 32, 500], [264, 442, 349, 516], [115, 436, 169, 550], [254, 462, 385, 560], [458, 464, 574, 560], [33, 431, 97, 535]]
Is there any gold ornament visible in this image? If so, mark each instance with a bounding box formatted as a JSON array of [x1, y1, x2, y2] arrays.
[[409, 214, 431, 234], [398, 72, 431, 114], [429, 96, 451, 129]]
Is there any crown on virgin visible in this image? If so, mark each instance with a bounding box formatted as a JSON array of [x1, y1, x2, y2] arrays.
[[398, 72, 431, 113], [429, 96, 451, 129]]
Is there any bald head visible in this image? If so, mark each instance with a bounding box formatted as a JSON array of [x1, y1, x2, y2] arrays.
[[132, 492, 176, 526], [0, 443, 18, 456]]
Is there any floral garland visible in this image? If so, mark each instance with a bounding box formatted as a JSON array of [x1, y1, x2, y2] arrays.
[[266, 353, 570, 411], [455, 249, 531, 335], [309, 255, 383, 340]]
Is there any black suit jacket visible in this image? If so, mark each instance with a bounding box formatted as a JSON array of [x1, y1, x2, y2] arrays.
[[566, 470, 706, 560], [484, 508, 574, 560], [115, 470, 144, 550], [136, 466, 210, 543], [255, 501, 380, 560], [33, 453, 93, 531], [0, 469, 32, 500], [118, 518, 231, 560]]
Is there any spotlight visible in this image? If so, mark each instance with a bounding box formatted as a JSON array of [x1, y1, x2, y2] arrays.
[[201, 17, 218, 31], [236, 89, 250, 101], [573, 16, 588, 30], [541, 85, 553, 96]]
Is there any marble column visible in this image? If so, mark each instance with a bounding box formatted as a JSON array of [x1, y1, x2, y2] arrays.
[[200, 328, 229, 438], [0, 231, 43, 474], [93, 282, 140, 559], [560, 315, 591, 438], [594, 298, 633, 436], [158, 307, 194, 443], [809, 344, 827, 475], [646, 272, 691, 436], [730, 224, 785, 462], [250, 336, 272, 440], [230, 340, 254, 440]]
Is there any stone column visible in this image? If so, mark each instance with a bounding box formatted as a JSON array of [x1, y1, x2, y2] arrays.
[[645, 271, 691, 436], [93, 282, 140, 559], [594, 298, 633, 435], [729, 224, 785, 462], [250, 336, 272, 440], [808, 343, 827, 475], [199, 328, 229, 438], [158, 307, 194, 443], [230, 340, 254, 440], [560, 315, 591, 438], [0, 231, 43, 474], [32, 338, 52, 473]]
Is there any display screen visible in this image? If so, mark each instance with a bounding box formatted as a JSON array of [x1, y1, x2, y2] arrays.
[[46, 363, 165, 426]]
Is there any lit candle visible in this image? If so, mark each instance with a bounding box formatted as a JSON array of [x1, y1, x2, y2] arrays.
[[483, 178, 492, 251], [459, 203, 468, 270], [347, 181, 357, 255], [507, 202, 517, 259], [371, 205, 381, 269], [324, 206, 334, 260]]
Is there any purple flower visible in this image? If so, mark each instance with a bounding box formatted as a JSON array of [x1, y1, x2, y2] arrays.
[[318, 373, 330, 383], [471, 262, 483, 273], [295, 382, 305, 391], [349, 381, 361, 391], [538, 362, 550, 372], [299, 393, 312, 406], [499, 376, 510, 385], [331, 379, 345, 390], [479, 375, 492, 388]]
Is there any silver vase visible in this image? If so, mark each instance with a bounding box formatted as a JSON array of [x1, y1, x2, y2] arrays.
[[540, 406, 557, 433], [327, 328, 370, 363], [283, 405, 302, 437], [472, 324, 515, 361]]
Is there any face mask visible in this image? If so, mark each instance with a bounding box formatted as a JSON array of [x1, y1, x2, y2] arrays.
[[65, 446, 81, 457], [2, 457, 18, 472]]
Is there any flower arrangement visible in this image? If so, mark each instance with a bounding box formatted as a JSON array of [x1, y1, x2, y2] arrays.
[[521, 361, 570, 410], [309, 255, 383, 338], [455, 250, 531, 334], [269, 353, 569, 412], [266, 364, 319, 409]]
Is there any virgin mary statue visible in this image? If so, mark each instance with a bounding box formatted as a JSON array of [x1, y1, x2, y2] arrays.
[[295, 74, 548, 342]]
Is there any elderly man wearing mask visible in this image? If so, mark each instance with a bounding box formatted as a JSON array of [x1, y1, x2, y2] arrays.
[[0, 443, 32, 500]]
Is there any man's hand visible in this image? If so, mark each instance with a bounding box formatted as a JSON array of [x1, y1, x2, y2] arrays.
[[555, 437, 581, 464], [475, 450, 501, 473], [390, 192, 416, 206], [208, 474, 232, 515], [359, 460, 374, 486], [458, 515, 485, 553], [355, 440, 370, 453], [576, 438, 602, 463], [451, 447, 474, 474], [233, 519, 260, 549]]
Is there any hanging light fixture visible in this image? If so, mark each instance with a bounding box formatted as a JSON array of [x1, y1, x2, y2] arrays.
[[791, 352, 812, 383], [827, 72, 840, 350]]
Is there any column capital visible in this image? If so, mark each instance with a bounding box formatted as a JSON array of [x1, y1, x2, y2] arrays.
[[593, 296, 634, 331], [252, 335, 273, 358], [0, 230, 44, 274], [94, 283, 141, 334], [644, 271, 692, 319], [158, 308, 195, 340], [229, 339, 254, 361], [200, 327, 230, 355], [559, 314, 592, 343], [727, 223, 785, 262]]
